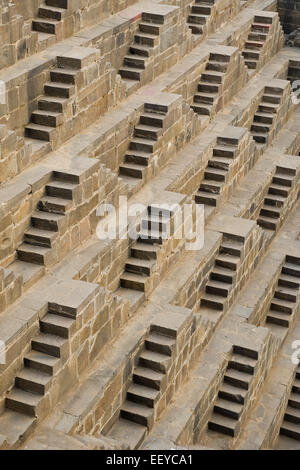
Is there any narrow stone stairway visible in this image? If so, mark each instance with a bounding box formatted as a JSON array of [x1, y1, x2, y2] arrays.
[[191, 52, 230, 117], [266, 255, 300, 328], [187, 0, 215, 35], [119, 103, 168, 184], [208, 345, 259, 437], [257, 166, 296, 231], [250, 86, 284, 144], [195, 135, 240, 207], [280, 364, 300, 441], [242, 15, 273, 70], [32, 0, 68, 36], [108, 327, 176, 448], [25, 56, 81, 143], [200, 235, 244, 312]]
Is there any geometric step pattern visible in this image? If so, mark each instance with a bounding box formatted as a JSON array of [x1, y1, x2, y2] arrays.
[[16, 172, 78, 266], [32, 0, 69, 36], [25, 55, 81, 143], [194, 135, 240, 207], [200, 235, 244, 312], [250, 85, 284, 145], [119, 205, 173, 294], [119, 104, 168, 181], [257, 166, 296, 231], [208, 345, 259, 437], [280, 365, 300, 441], [242, 15, 274, 70], [119, 13, 163, 84], [191, 52, 230, 117], [108, 327, 176, 447], [5, 308, 75, 419], [266, 255, 300, 328], [187, 0, 215, 36]]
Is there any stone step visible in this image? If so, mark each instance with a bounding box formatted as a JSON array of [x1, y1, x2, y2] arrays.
[[204, 167, 228, 182], [214, 397, 243, 420], [274, 286, 298, 303], [134, 124, 162, 140], [273, 174, 293, 188], [192, 4, 212, 15], [38, 96, 68, 113], [127, 383, 160, 408], [248, 32, 268, 41], [44, 81, 75, 98], [24, 227, 57, 248], [251, 123, 271, 134], [140, 112, 165, 128], [25, 123, 56, 142], [108, 418, 146, 450], [254, 111, 274, 125], [245, 59, 258, 70], [130, 137, 157, 153], [251, 22, 272, 33], [195, 190, 218, 206], [220, 240, 243, 257], [120, 401, 154, 428], [285, 406, 300, 424], [120, 272, 148, 292], [125, 257, 155, 276], [224, 368, 251, 390], [188, 13, 209, 25], [205, 280, 231, 297], [271, 298, 295, 314], [124, 55, 146, 70], [46, 180, 77, 199], [17, 243, 52, 266], [188, 23, 203, 35], [32, 18, 59, 34], [194, 91, 216, 105], [210, 266, 235, 284], [208, 413, 239, 437], [6, 388, 43, 417], [139, 349, 171, 373], [40, 313, 75, 338], [133, 366, 165, 391], [292, 379, 300, 394], [266, 310, 290, 328], [280, 421, 300, 441], [289, 393, 300, 409], [38, 5, 67, 21], [31, 210, 64, 232], [260, 204, 281, 219], [215, 253, 239, 270], [191, 103, 212, 115], [145, 332, 176, 357], [139, 22, 160, 35], [38, 195, 72, 214], [125, 151, 151, 166], [137, 229, 164, 245], [31, 109, 63, 127], [213, 145, 236, 158], [200, 293, 226, 311], [200, 179, 223, 194], [263, 93, 281, 105], [242, 49, 260, 60], [206, 61, 228, 73], [278, 273, 300, 289], [129, 44, 152, 57], [119, 162, 146, 179], [252, 132, 268, 144], [202, 70, 224, 84], [268, 184, 289, 198], [264, 194, 286, 208], [15, 367, 52, 395], [130, 242, 159, 260], [208, 156, 232, 171], [24, 350, 60, 375], [46, 0, 68, 8], [245, 40, 265, 50], [218, 382, 247, 404], [141, 214, 171, 233], [198, 81, 219, 93], [31, 333, 68, 358], [134, 32, 159, 47], [282, 262, 300, 278], [50, 68, 78, 84], [229, 354, 257, 375]]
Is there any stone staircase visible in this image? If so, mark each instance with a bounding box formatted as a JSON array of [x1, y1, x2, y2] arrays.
[[191, 52, 230, 117], [265, 255, 300, 328], [242, 15, 274, 70], [250, 86, 284, 145], [25, 56, 82, 143], [119, 13, 162, 85], [200, 235, 244, 312], [187, 0, 215, 35], [118, 205, 175, 299], [32, 0, 69, 37], [280, 365, 300, 441], [16, 172, 79, 267], [208, 345, 259, 437], [108, 325, 177, 448], [119, 104, 168, 184], [257, 166, 297, 231], [194, 135, 241, 207]]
